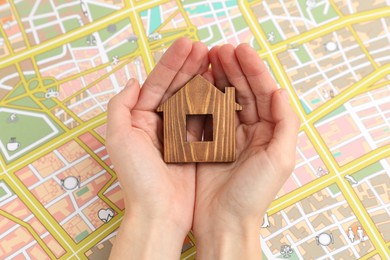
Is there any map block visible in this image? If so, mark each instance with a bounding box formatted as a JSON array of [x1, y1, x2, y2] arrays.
[[0, 0, 389, 259]]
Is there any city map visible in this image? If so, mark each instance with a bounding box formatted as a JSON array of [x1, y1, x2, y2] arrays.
[[0, 0, 389, 259]]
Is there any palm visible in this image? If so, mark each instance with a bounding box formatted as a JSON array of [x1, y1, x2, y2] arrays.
[[195, 121, 279, 226], [121, 109, 196, 228], [106, 38, 210, 234], [107, 39, 299, 242], [193, 44, 299, 234]]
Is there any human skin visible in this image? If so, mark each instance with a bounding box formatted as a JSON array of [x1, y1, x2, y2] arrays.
[[106, 38, 300, 259], [194, 44, 300, 259]]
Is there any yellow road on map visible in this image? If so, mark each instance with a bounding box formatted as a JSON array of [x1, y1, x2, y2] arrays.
[[0, 0, 389, 259]]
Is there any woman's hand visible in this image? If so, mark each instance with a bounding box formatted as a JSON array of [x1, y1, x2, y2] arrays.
[[193, 44, 300, 259], [106, 38, 300, 259], [106, 38, 209, 259]]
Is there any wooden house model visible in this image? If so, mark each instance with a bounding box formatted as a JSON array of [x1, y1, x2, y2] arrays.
[[157, 75, 242, 163]]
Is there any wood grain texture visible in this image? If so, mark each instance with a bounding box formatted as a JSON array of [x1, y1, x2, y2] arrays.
[[157, 74, 242, 163]]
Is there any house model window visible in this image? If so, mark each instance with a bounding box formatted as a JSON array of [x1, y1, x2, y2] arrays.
[[157, 75, 242, 163], [186, 114, 213, 142]]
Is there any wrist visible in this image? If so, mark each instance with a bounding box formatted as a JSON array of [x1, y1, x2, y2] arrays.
[[110, 213, 187, 259], [195, 226, 261, 260]]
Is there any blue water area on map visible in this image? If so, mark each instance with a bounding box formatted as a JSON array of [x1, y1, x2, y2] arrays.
[[185, 4, 211, 15], [300, 99, 312, 114], [149, 7, 162, 33], [185, 1, 238, 18], [140, 7, 162, 34], [224, 0, 238, 7], [333, 151, 342, 157], [311, 98, 321, 104], [212, 2, 223, 9]]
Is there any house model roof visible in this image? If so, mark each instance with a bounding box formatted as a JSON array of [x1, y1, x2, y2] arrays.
[[157, 74, 242, 112], [156, 74, 242, 163]]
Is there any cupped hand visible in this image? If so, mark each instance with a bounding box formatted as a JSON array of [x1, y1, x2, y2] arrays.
[[106, 38, 209, 258], [106, 38, 300, 259], [194, 44, 300, 252]]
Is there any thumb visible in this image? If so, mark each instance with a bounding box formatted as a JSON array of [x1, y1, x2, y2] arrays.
[[267, 89, 300, 173], [107, 78, 141, 136]]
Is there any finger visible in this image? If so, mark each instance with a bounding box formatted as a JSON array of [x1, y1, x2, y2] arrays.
[[161, 42, 209, 140], [160, 41, 209, 104], [267, 89, 300, 175], [218, 44, 259, 124], [134, 37, 192, 111], [107, 79, 141, 136], [197, 44, 211, 74], [186, 115, 206, 142], [235, 43, 277, 123], [204, 54, 241, 128], [201, 69, 214, 85], [209, 46, 229, 90]]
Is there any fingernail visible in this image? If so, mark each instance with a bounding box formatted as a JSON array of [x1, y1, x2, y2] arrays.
[[280, 89, 290, 103], [127, 78, 135, 87], [122, 78, 136, 91]]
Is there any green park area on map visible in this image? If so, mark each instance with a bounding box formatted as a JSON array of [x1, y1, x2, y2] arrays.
[[0, 0, 389, 259]]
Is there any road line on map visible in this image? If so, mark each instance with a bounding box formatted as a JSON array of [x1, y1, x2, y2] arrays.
[[239, 1, 390, 257]]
